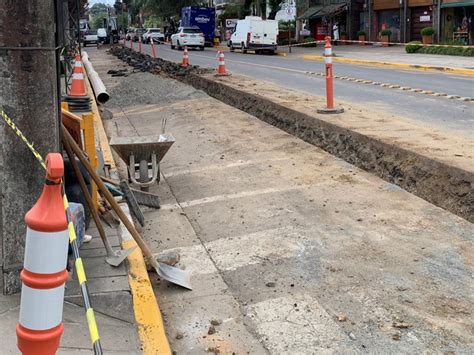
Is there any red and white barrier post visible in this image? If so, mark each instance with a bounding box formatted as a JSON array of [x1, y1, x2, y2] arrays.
[[151, 38, 157, 58], [17, 153, 69, 355], [130, 38, 133, 50], [317, 36, 344, 114], [215, 51, 231, 76], [138, 37, 142, 54]]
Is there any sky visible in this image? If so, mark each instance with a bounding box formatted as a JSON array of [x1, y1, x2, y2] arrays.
[[89, 0, 115, 5]]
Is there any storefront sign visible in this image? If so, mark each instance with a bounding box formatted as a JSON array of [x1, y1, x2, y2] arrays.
[[300, 29, 311, 36], [420, 15, 431, 22], [225, 19, 238, 28]]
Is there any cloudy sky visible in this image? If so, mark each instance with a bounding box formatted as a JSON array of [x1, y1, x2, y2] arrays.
[[89, 0, 115, 5]]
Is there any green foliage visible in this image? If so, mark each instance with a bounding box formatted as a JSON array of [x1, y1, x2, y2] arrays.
[[340, 32, 347, 36], [405, 41, 474, 56], [421, 27, 434, 36], [91, 15, 106, 30], [218, 4, 245, 24], [405, 41, 422, 53], [302, 37, 317, 47], [279, 20, 296, 30], [144, 15, 162, 28], [357, 30, 366, 37], [418, 46, 474, 56], [381, 29, 392, 36]]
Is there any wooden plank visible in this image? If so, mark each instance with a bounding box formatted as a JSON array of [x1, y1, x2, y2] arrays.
[[61, 103, 84, 150]]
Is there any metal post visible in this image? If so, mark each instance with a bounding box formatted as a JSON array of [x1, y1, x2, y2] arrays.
[[0, 1, 60, 294], [317, 37, 344, 114]]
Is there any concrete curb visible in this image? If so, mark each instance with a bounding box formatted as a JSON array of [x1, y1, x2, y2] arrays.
[[301, 55, 474, 76], [85, 73, 172, 355], [120, 205, 172, 355]]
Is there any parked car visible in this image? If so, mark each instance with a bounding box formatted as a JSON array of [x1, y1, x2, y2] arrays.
[[97, 28, 108, 43], [228, 16, 278, 54], [125, 30, 135, 41], [171, 27, 205, 50], [83, 30, 98, 47], [143, 28, 165, 44], [133, 28, 147, 42]]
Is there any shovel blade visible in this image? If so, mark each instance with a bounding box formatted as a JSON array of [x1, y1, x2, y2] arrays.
[[105, 246, 137, 267], [156, 262, 192, 290]]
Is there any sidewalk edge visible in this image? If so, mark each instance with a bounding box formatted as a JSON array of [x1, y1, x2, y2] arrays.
[[301, 55, 474, 76], [85, 68, 172, 355]]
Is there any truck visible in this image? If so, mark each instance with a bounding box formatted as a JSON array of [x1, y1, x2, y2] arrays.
[[228, 16, 279, 54], [180, 6, 215, 46]]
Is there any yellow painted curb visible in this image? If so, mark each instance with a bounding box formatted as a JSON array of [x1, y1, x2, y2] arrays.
[[301, 55, 474, 76], [123, 239, 172, 355], [84, 66, 172, 355]]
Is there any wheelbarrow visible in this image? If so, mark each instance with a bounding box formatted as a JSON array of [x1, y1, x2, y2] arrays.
[[110, 134, 175, 191]]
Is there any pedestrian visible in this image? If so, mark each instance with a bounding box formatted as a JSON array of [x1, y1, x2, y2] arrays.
[[333, 22, 339, 45]]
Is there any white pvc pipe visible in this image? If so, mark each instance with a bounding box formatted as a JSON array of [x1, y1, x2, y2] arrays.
[[81, 51, 110, 104]]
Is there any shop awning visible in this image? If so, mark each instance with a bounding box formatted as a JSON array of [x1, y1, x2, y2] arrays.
[[298, 3, 348, 20], [297, 6, 323, 20], [441, 0, 474, 8]]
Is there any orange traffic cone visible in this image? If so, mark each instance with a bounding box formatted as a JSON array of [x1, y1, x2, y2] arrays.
[[216, 51, 230, 76], [69, 55, 87, 97], [17, 153, 69, 355], [181, 46, 189, 67]]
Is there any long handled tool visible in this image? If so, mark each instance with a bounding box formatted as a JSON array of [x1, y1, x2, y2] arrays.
[[62, 125, 192, 290], [63, 135, 136, 267]]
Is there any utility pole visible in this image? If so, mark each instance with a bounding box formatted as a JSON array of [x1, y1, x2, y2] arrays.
[[0, 1, 60, 294]]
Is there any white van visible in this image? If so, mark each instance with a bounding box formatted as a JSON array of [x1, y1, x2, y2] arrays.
[[228, 16, 278, 54]]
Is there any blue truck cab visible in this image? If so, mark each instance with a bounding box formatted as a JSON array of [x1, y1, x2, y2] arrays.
[[181, 6, 216, 46]]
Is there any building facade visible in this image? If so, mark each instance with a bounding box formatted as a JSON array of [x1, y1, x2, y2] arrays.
[[298, 0, 473, 43]]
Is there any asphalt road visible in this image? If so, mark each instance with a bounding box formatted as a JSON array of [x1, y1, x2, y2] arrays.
[[134, 42, 474, 136]]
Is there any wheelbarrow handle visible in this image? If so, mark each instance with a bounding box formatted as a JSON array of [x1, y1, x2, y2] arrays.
[[61, 125, 156, 262]]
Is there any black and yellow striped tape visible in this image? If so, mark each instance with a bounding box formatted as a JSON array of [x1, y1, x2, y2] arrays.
[[1, 107, 102, 355]]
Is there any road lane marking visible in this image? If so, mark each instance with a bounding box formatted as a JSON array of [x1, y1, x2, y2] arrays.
[[137, 44, 473, 102]]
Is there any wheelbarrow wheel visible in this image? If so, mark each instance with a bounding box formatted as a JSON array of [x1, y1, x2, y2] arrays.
[[139, 160, 149, 192]]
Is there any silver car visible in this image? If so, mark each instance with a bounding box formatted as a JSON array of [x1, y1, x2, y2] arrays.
[[171, 27, 205, 51], [143, 28, 165, 44]]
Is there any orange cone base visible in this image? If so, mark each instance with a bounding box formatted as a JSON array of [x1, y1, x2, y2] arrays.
[[215, 71, 231, 77], [17, 323, 64, 355], [317, 107, 344, 114]]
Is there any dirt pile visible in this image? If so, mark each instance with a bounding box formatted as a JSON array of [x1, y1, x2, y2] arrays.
[[108, 46, 212, 77]]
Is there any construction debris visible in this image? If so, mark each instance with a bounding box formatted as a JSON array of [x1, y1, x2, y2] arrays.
[[108, 46, 212, 77]]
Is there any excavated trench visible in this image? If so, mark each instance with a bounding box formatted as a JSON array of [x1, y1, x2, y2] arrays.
[[109, 47, 473, 223]]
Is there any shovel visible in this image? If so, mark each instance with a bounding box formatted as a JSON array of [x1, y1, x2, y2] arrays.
[[62, 125, 192, 290], [63, 133, 136, 267]]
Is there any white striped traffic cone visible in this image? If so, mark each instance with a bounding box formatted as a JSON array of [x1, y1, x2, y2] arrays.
[[181, 46, 189, 67], [69, 55, 87, 97], [216, 51, 230, 76], [17, 153, 69, 355]]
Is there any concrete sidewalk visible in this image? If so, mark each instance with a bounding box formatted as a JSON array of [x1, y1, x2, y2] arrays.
[[93, 47, 473, 353], [280, 45, 474, 74]]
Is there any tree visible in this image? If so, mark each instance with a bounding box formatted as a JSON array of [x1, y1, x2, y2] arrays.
[[267, 0, 284, 20]]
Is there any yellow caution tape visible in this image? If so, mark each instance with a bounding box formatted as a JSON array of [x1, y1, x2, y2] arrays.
[[75, 258, 87, 285], [86, 308, 100, 343], [1, 106, 102, 353], [0, 108, 46, 169], [68, 222, 77, 243]]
